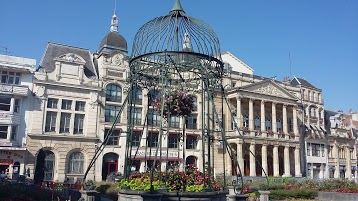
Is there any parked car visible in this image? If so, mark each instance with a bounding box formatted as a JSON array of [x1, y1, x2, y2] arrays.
[[106, 172, 123, 182]]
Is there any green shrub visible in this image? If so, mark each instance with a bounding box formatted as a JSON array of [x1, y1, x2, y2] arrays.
[[186, 184, 204, 192], [95, 181, 112, 194], [95, 181, 118, 200], [118, 178, 165, 191], [270, 189, 317, 200], [105, 185, 119, 200]]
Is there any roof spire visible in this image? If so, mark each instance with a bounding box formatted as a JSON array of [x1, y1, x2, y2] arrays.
[[114, 0, 117, 15], [110, 0, 118, 32], [171, 0, 185, 12]]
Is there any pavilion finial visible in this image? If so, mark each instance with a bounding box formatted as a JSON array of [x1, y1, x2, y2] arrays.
[[171, 0, 185, 12], [110, 0, 118, 32]]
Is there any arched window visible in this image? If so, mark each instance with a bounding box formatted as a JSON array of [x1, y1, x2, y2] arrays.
[[276, 118, 282, 132], [190, 96, 197, 111], [68, 152, 84, 174], [106, 84, 122, 102], [311, 108, 315, 117], [243, 114, 249, 128], [148, 90, 160, 106], [265, 117, 271, 130], [44, 151, 55, 181], [186, 156, 197, 167], [130, 86, 142, 105], [254, 115, 260, 129]]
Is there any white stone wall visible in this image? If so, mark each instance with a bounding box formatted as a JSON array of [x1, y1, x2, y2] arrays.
[[26, 51, 100, 182], [0, 54, 35, 179]]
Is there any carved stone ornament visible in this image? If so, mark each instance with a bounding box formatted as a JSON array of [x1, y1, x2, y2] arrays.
[[36, 86, 45, 97], [38, 68, 47, 73], [113, 54, 122, 65], [89, 92, 99, 108], [255, 83, 284, 97], [59, 53, 82, 63], [103, 56, 112, 64]]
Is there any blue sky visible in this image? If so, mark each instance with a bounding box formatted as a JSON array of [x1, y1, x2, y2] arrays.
[[1, 0, 357, 112]]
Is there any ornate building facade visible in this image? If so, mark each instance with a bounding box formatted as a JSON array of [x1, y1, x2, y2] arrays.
[[325, 110, 357, 179], [214, 52, 303, 178], [291, 77, 327, 179], [26, 43, 100, 183]]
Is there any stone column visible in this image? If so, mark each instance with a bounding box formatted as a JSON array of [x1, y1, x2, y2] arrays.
[[294, 145, 302, 177], [261, 100, 266, 133], [334, 143, 339, 178], [10, 98, 15, 113], [6, 125, 12, 141], [249, 142, 256, 176], [226, 149, 232, 176], [293, 106, 298, 135], [272, 102, 277, 136], [237, 142, 244, 176], [273, 145, 279, 177], [346, 146, 352, 179], [319, 163, 324, 179], [141, 128, 148, 147], [249, 98, 254, 131], [140, 160, 146, 172], [236, 96, 242, 129], [284, 145, 291, 177], [283, 104, 288, 134], [306, 106, 310, 124], [262, 144, 268, 176], [316, 108, 320, 127], [321, 110, 325, 127]]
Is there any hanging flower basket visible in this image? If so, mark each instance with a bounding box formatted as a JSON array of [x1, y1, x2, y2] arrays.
[[152, 91, 196, 117]]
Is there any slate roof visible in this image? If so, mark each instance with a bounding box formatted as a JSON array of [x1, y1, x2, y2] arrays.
[[38, 42, 97, 78], [291, 77, 320, 90], [98, 32, 127, 52]]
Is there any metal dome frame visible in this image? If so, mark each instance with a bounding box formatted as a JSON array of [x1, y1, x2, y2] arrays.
[[125, 0, 230, 192], [82, 0, 270, 195]]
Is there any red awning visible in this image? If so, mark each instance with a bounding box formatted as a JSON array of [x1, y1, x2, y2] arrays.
[[0, 159, 13, 165], [131, 158, 182, 161]]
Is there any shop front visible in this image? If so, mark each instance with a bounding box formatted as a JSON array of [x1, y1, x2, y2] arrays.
[[0, 148, 26, 179], [130, 149, 182, 172]]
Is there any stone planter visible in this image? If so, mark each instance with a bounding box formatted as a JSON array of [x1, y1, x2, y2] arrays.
[[118, 189, 228, 201], [161, 191, 227, 201], [118, 189, 146, 201], [226, 186, 247, 201], [141, 193, 162, 201], [258, 191, 270, 201], [81, 190, 101, 201]]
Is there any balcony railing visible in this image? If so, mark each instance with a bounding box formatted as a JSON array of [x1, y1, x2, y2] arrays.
[[0, 83, 28, 96]]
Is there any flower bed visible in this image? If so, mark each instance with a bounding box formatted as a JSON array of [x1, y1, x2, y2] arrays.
[[237, 178, 358, 200], [118, 165, 222, 193]]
